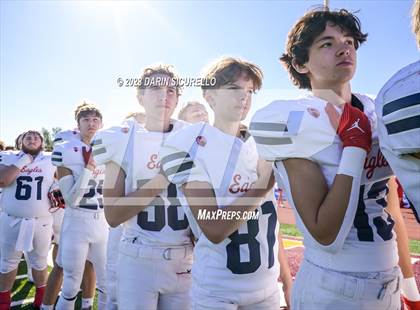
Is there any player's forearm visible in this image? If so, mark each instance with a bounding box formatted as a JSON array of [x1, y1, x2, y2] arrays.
[[195, 205, 260, 244], [277, 231, 292, 283], [386, 179, 414, 278], [58, 168, 93, 207], [215, 189, 271, 240], [288, 148, 366, 247], [310, 174, 355, 244], [103, 174, 169, 227], [103, 195, 156, 227], [0, 165, 20, 187], [189, 187, 270, 244], [394, 216, 414, 278], [104, 193, 164, 227]]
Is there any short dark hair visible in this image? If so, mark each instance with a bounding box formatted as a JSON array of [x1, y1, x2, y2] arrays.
[[15, 132, 24, 150], [74, 101, 103, 124], [201, 57, 263, 93], [280, 8, 368, 90], [137, 63, 182, 96]]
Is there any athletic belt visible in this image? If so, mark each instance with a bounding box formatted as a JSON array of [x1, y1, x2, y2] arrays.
[[305, 259, 401, 300], [64, 207, 105, 219], [119, 237, 193, 261]]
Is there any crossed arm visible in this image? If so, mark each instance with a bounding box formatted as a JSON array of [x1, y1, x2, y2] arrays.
[[281, 158, 356, 246], [102, 161, 169, 227]]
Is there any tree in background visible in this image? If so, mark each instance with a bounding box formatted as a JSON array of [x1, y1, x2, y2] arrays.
[[41, 127, 62, 151]]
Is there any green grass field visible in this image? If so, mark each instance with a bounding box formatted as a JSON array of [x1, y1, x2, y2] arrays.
[[11, 259, 98, 310]]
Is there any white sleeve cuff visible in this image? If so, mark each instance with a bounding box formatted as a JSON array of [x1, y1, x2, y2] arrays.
[[337, 147, 367, 178], [58, 168, 93, 207]]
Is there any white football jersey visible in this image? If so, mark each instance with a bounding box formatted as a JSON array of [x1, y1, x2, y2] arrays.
[[0, 151, 55, 218], [93, 119, 192, 246], [53, 129, 81, 145], [375, 60, 420, 216], [51, 139, 105, 212], [251, 94, 398, 272], [161, 123, 280, 293], [0, 151, 17, 212]]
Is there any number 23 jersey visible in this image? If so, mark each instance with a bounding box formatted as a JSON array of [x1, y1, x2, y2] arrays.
[[0, 151, 55, 218]]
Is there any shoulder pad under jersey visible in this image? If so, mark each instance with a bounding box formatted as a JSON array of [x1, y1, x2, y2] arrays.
[[250, 96, 336, 161]]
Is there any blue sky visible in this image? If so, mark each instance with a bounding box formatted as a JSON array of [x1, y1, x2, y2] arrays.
[[1, 0, 418, 145]]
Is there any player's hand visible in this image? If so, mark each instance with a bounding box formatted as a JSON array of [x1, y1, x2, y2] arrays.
[[14, 153, 33, 169], [82, 146, 95, 170], [402, 295, 420, 310], [326, 102, 372, 153]]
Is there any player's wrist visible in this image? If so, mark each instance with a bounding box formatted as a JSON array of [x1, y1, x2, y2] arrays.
[[342, 138, 371, 153], [13, 154, 32, 170], [85, 163, 95, 171], [337, 147, 366, 178]]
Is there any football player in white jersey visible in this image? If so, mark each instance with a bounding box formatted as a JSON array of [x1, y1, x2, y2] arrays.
[[160, 57, 292, 309], [0, 130, 55, 309], [93, 64, 193, 310], [41, 130, 97, 310], [375, 1, 420, 218], [11, 132, 37, 284], [375, 2, 420, 308], [251, 9, 402, 309], [99, 112, 145, 310], [52, 102, 108, 310]]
